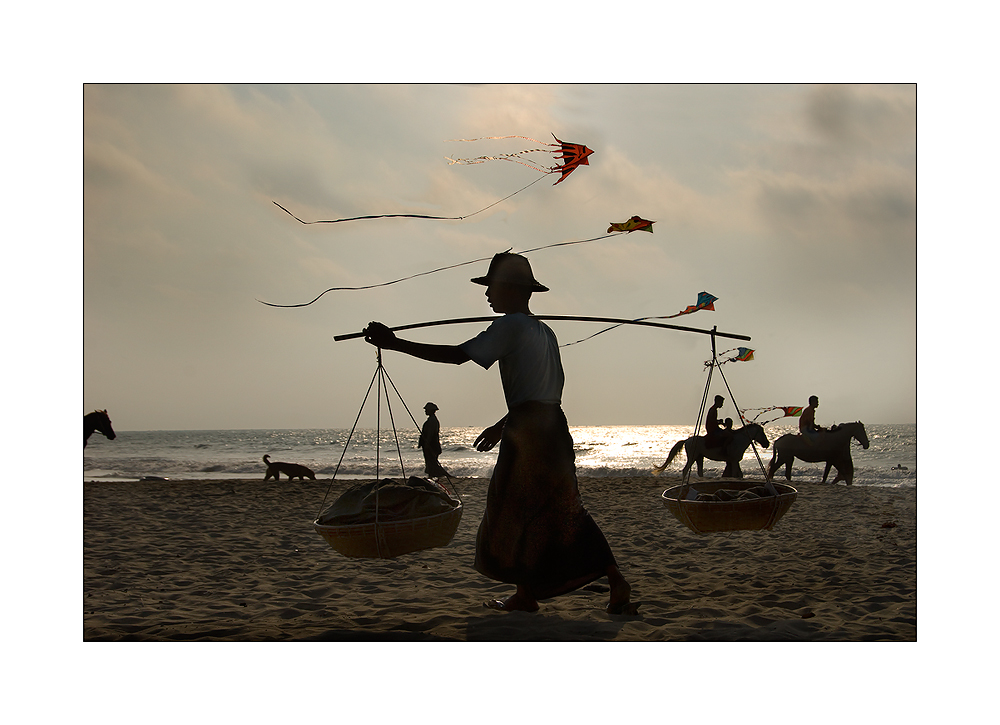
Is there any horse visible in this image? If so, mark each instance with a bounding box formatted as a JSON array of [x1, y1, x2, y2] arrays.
[[84, 410, 116, 447], [767, 421, 869, 485], [653, 423, 770, 479]]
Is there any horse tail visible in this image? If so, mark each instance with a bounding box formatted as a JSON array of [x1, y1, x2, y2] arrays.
[[653, 439, 686, 475]]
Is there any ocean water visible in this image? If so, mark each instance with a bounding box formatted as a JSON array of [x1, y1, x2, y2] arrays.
[[84, 423, 916, 488]]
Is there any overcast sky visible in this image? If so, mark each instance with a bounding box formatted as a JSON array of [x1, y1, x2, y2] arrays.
[[83, 83, 916, 430]]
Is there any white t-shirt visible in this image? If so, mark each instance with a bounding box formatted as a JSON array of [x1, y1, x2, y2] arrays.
[[460, 313, 564, 409]]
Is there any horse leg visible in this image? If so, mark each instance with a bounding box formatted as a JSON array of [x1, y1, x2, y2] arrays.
[[696, 456, 704, 477], [829, 456, 855, 485], [822, 461, 833, 483], [767, 453, 779, 480]]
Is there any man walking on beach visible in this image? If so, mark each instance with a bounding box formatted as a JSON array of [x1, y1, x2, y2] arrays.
[[362, 252, 636, 615]]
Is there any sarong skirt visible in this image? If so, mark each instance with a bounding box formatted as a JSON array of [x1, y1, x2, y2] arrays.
[[474, 401, 617, 599]]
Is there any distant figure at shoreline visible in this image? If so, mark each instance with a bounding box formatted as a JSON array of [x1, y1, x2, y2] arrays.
[[85, 410, 116, 448], [418, 402, 449, 479]]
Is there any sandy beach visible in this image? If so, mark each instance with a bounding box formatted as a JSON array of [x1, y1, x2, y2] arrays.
[[83, 475, 915, 642]]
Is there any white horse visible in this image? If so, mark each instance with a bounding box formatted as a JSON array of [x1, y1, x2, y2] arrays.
[[653, 423, 770, 479]]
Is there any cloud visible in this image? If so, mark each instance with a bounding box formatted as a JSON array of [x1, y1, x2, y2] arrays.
[[805, 84, 917, 152], [84, 84, 916, 429]]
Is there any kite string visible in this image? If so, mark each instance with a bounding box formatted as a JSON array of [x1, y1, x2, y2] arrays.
[[681, 355, 717, 492], [468, 174, 546, 217], [258, 229, 619, 308], [257, 254, 496, 308], [518, 233, 615, 255], [711, 356, 775, 487]]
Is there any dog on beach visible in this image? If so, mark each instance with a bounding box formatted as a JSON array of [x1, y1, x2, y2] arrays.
[[262, 454, 316, 481]]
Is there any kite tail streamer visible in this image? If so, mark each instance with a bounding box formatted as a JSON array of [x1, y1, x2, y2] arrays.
[[561, 313, 689, 348], [746, 405, 802, 425], [445, 135, 558, 170], [445, 135, 557, 146], [560, 322, 630, 348], [561, 291, 717, 347], [704, 347, 755, 367], [446, 150, 552, 166], [272, 174, 546, 226], [272, 201, 454, 224]]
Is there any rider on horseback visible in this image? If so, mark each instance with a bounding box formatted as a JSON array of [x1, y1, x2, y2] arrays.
[[705, 395, 733, 454], [800, 395, 825, 445]]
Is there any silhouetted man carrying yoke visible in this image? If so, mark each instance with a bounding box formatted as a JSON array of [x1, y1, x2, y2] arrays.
[[362, 252, 636, 615]]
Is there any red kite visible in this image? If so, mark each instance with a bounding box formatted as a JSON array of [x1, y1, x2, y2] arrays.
[[446, 134, 594, 185], [274, 133, 594, 227], [550, 135, 594, 184]]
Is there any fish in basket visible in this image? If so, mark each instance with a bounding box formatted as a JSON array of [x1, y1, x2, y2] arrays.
[[314, 477, 463, 558], [661, 480, 797, 535]]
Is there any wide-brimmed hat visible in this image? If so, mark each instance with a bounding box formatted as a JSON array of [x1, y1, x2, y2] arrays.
[[471, 252, 548, 292]]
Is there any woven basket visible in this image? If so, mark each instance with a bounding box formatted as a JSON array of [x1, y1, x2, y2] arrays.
[[314, 501, 463, 558], [661, 481, 797, 534]]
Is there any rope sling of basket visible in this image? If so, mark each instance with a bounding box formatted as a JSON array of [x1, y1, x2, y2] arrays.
[[681, 330, 779, 501], [315, 349, 460, 551]]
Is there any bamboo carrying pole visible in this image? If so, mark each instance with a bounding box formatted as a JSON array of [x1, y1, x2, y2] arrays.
[[334, 315, 752, 342]]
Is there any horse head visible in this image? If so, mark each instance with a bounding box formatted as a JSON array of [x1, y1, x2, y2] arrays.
[[851, 422, 869, 449], [748, 422, 770, 449], [87, 409, 116, 441], [99, 410, 116, 439]]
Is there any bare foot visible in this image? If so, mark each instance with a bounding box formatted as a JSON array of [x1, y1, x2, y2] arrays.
[[607, 600, 640, 615], [607, 578, 638, 615], [483, 591, 539, 612]]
